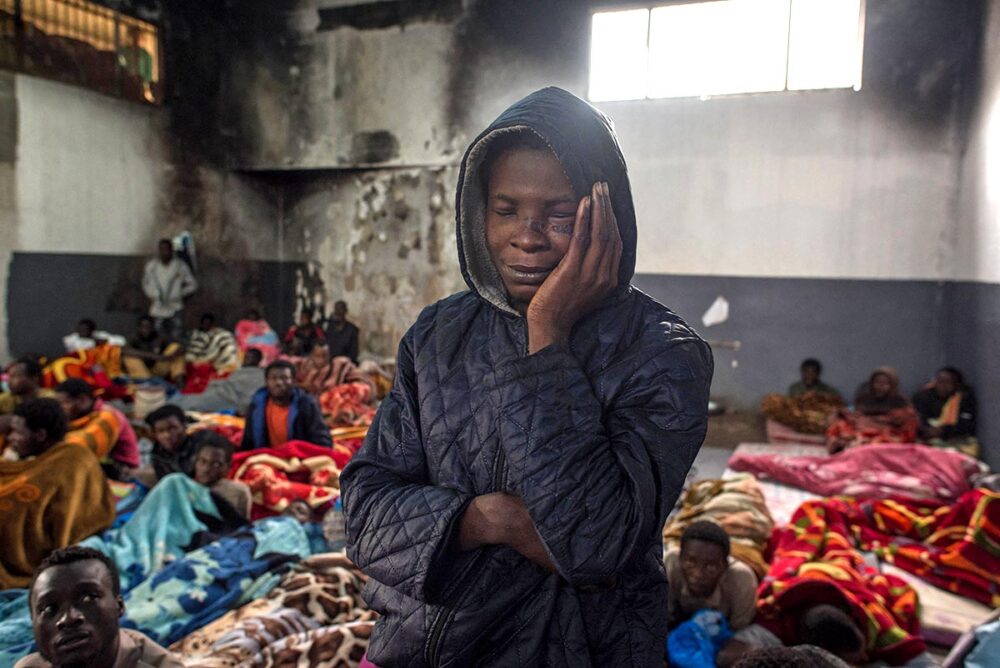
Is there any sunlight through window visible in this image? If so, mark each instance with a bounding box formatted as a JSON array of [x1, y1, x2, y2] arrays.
[[787, 0, 864, 91], [590, 0, 864, 102], [589, 9, 650, 102]]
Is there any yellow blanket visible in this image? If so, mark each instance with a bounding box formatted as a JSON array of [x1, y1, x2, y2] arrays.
[[0, 443, 115, 589]]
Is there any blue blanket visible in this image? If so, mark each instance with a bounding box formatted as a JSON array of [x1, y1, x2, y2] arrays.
[[0, 475, 309, 668]]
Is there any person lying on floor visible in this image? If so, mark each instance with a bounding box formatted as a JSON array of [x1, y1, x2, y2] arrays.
[[0, 399, 114, 589], [185, 313, 240, 376], [17, 546, 182, 668], [666, 521, 758, 635], [190, 433, 252, 520], [341, 87, 713, 666], [718, 603, 938, 668], [136, 405, 199, 485], [295, 340, 371, 397], [241, 360, 331, 450], [56, 379, 140, 481], [912, 366, 979, 458], [173, 348, 265, 414], [122, 315, 185, 383], [663, 520, 757, 631], [826, 367, 920, 454], [787, 358, 841, 399]]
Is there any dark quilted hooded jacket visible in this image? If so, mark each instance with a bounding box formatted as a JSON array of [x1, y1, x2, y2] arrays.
[[341, 87, 713, 667]]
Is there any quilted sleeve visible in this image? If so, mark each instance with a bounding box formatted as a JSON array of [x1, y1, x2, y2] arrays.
[[341, 330, 472, 603], [487, 326, 712, 586]]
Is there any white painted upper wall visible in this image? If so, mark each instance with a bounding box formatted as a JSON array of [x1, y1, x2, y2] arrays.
[[603, 91, 959, 281], [955, 0, 1000, 284], [15, 74, 166, 255]]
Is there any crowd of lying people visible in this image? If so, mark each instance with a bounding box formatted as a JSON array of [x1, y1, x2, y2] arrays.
[[0, 303, 388, 666], [0, 320, 993, 667]]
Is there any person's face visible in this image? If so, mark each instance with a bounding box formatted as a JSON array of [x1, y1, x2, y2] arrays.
[[7, 363, 38, 396], [298, 312, 313, 327], [32, 560, 123, 668], [137, 319, 155, 338], [935, 371, 958, 399], [679, 539, 728, 598], [267, 368, 294, 402], [193, 446, 229, 486], [152, 416, 186, 452], [332, 303, 347, 324], [871, 373, 893, 399], [284, 500, 311, 523], [485, 148, 577, 313], [55, 393, 92, 422], [76, 322, 94, 339], [200, 317, 214, 332], [309, 344, 331, 366], [8, 415, 45, 458], [157, 241, 173, 263], [801, 365, 819, 387]]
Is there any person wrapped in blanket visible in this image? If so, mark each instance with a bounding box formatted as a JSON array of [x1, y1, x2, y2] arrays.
[[761, 358, 844, 438], [16, 547, 183, 668], [666, 521, 758, 667], [189, 433, 252, 520], [234, 309, 281, 365], [912, 366, 980, 458], [55, 379, 140, 482], [184, 313, 240, 394], [718, 498, 941, 668], [0, 399, 115, 589], [825, 367, 920, 454]]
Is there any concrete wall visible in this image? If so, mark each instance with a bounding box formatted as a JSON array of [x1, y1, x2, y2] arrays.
[[950, 0, 1000, 470], [0, 73, 300, 359]]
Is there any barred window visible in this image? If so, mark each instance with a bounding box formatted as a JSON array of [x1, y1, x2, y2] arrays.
[[1, 0, 162, 104]]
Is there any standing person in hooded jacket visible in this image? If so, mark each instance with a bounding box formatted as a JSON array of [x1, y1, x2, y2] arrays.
[[341, 87, 713, 667]]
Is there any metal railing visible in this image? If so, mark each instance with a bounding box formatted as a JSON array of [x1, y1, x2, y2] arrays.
[[0, 0, 162, 104]]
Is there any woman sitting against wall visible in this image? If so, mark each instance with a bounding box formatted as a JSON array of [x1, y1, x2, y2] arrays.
[[825, 367, 920, 454]]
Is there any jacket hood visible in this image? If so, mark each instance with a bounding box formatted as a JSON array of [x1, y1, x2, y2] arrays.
[[455, 87, 638, 314]]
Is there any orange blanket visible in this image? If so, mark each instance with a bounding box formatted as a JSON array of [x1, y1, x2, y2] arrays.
[[0, 443, 115, 589]]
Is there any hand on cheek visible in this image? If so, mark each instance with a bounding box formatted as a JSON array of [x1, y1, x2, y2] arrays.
[[525, 182, 622, 354]]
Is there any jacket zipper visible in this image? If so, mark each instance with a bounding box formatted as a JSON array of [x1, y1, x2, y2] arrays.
[[424, 318, 523, 665]]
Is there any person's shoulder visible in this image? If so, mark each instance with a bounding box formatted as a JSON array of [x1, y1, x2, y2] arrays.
[[725, 557, 759, 586], [621, 289, 712, 368], [121, 628, 183, 667], [407, 292, 480, 338], [12, 652, 50, 667], [47, 441, 101, 465]]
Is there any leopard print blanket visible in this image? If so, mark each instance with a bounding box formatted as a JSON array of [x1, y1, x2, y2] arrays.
[[172, 552, 377, 667]]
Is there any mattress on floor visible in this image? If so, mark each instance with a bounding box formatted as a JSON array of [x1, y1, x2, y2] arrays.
[[723, 442, 825, 526], [881, 563, 995, 648], [723, 443, 995, 651]]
